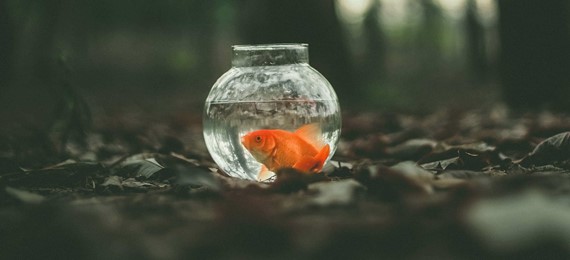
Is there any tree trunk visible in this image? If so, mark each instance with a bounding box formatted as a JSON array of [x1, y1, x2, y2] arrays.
[[0, 2, 15, 89], [498, 0, 570, 110], [465, 0, 487, 82], [238, 0, 356, 105], [361, 1, 386, 83]]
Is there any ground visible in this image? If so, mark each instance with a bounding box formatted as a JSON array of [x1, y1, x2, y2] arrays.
[[1, 105, 570, 259]]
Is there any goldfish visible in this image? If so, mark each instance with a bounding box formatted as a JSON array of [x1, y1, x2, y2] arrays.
[[241, 123, 331, 181]]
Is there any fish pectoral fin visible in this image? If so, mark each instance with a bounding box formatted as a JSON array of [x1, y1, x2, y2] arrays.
[[293, 144, 330, 173], [257, 165, 275, 182]]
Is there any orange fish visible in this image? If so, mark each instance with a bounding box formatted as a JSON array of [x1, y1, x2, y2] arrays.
[[241, 123, 331, 181]]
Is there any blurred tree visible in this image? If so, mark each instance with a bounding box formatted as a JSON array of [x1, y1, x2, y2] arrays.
[[0, 0, 63, 133], [361, 0, 386, 84], [498, 0, 570, 110], [237, 0, 357, 106], [0, 1, 15, 89], [465, 0, 487, 82], [29, 1, 61, 87], [417, 0, 443, 67], [0, 0, 91, 152]]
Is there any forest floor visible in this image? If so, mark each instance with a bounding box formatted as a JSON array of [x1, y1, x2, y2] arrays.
[[1, 104, 570, 259]]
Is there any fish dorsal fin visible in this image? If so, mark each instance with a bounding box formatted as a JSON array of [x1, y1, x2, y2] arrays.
[[294, 123, 325, 149]]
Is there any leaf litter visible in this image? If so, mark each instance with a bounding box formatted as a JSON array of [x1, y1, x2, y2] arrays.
[[1, 106, 570, 258]]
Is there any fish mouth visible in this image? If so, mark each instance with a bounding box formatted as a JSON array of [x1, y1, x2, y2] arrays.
[[240, 136, 248, 148]]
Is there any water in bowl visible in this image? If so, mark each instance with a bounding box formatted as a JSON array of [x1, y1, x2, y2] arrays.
[[203, 99, 341, 181]]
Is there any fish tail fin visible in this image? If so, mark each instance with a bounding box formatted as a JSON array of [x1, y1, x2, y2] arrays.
[[294, 123, 325, 149], [293, 144, 330, 173], [313, 144, 330, 171]]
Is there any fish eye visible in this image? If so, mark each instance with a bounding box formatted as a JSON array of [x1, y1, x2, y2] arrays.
[[255, 136, 262, 142]]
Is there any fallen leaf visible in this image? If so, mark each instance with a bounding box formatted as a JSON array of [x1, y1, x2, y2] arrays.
[[101, 175, 123, 188], [437, 170, 491, 179], [467, 191, 570, 252], [386, 139, 437, 160], [391, 161, 434, 183], [172, 164, 221, 191], [307, 179, 365, 206], [520, 132, 570, 166], [5, 187, 46, 203], [270, 168, 327, 193], [124, 158, 165, 180], [354, 164, 431, 200], [121, 178, 166, 189]]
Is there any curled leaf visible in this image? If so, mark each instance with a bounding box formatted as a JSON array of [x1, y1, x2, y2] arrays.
[[521, 132, 570, 166]]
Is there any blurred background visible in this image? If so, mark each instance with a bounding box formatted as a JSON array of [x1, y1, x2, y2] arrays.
[[1, 0, 570, 129]]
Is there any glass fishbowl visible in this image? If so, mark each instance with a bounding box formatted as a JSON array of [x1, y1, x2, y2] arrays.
[[203, 44, 341, 181]]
